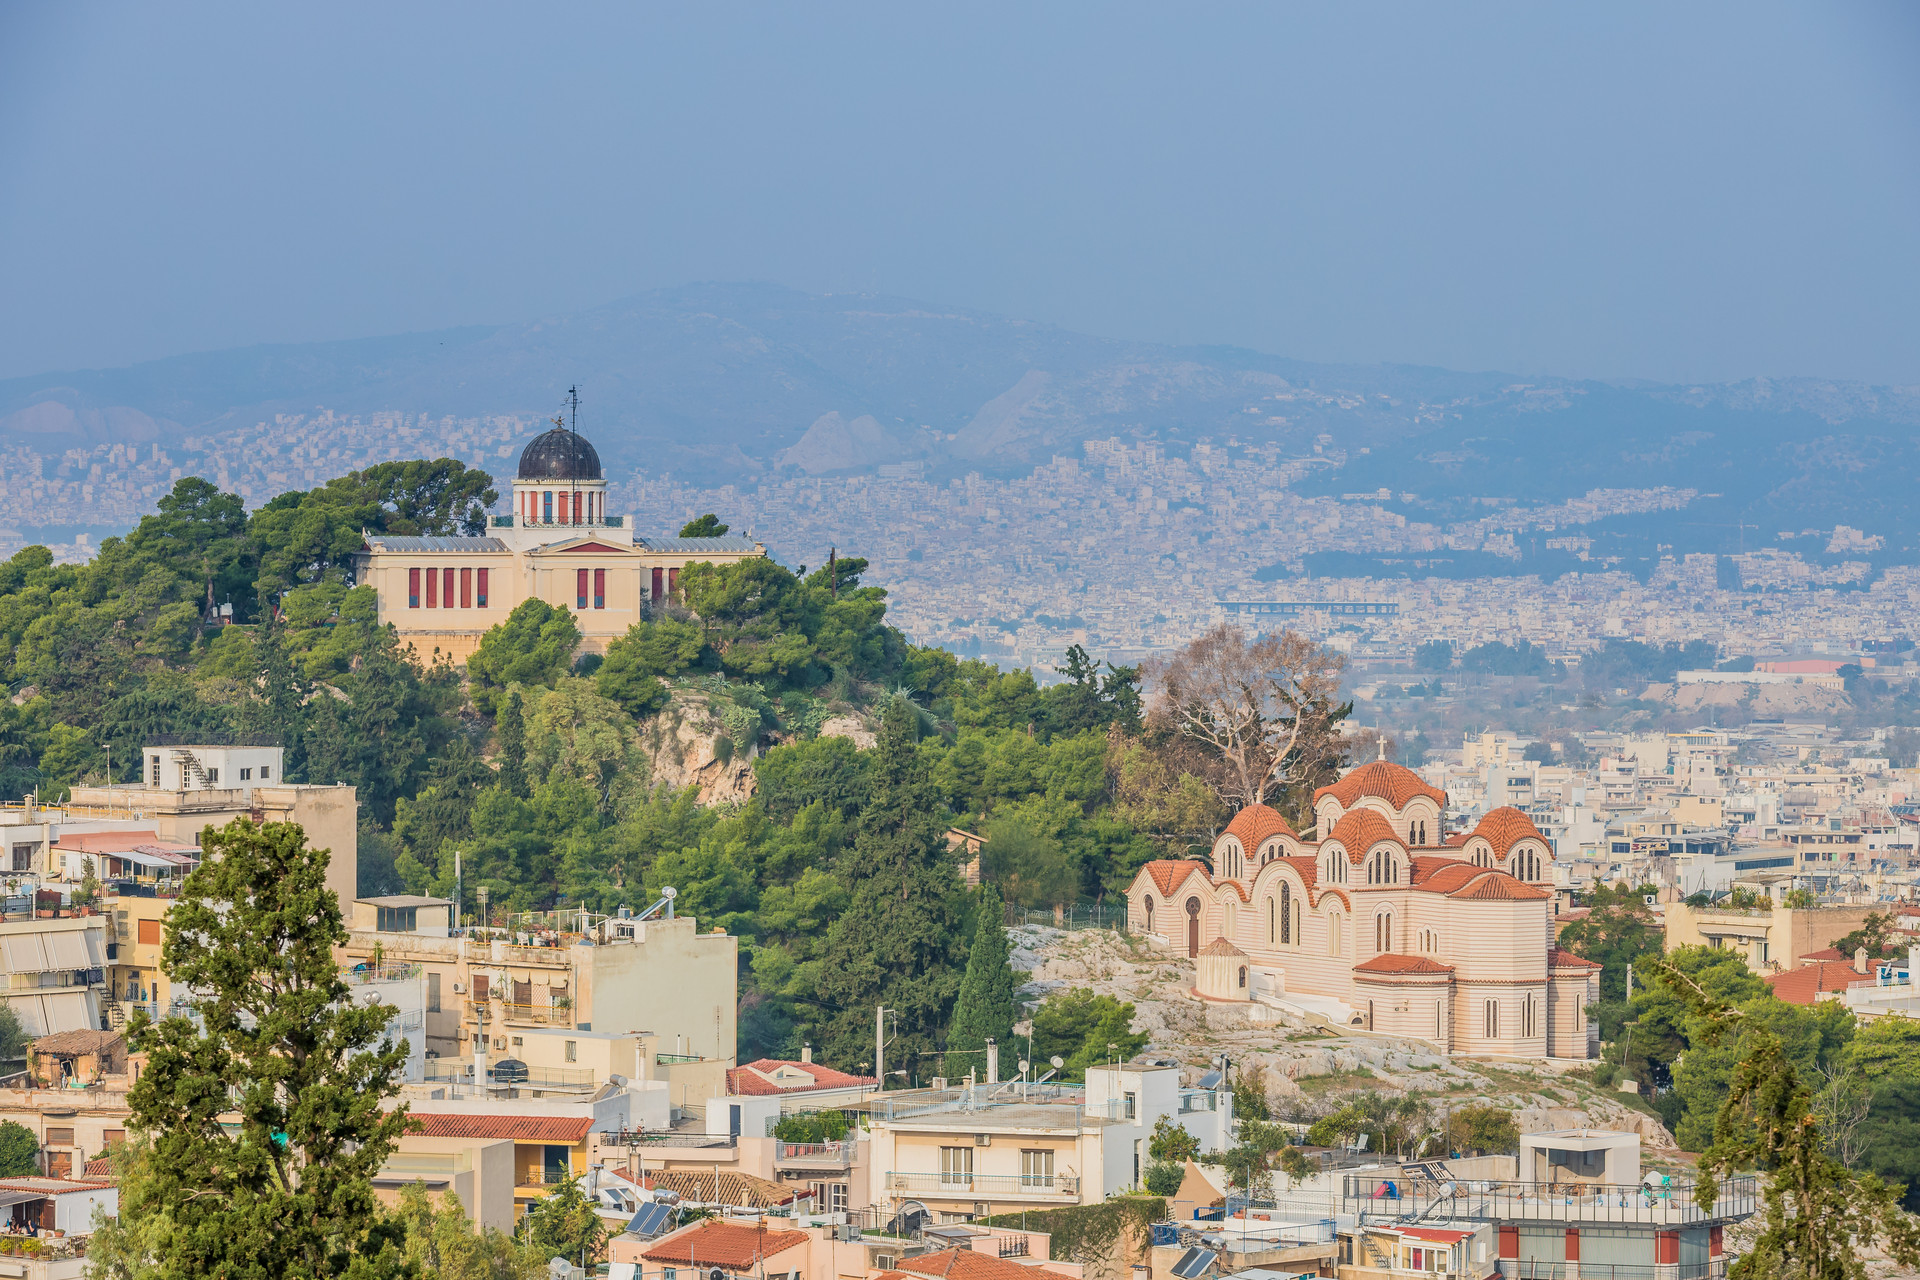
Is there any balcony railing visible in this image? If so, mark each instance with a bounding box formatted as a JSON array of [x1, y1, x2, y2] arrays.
[[517, 1168, 576, 1188], [776, 1141, 856, 1166], [884, 1171, 1079, 1199], [492, 515, 624, 530], [1341, 1176, 1758, 1226]]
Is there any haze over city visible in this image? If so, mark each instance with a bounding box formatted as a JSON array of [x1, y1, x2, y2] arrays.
[[3, 6, 1920, 1278]]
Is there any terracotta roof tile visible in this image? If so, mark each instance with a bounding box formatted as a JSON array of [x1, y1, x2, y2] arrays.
[[727, 1059, 875, 1096], [406, 1113, 592, 1144], [1140, 860, 1209, 898], [1353, 954, 1454, 975], [1765, 959, 1870, 1006], [642, 1221, 809, 1267], [1199, 937, 1246, 957], [898, 1248, 1054, 1280], [1447, 871, 1551, 901], [1275, 855, 1319, 888], [1407, 855, 1459, 886], [1547, 946, 1602, 970], [1410, 863, 1484, 895], [646, 1169, 802, 1208], [1325, 808, 1403, 857], [1223, 804, 1296, 848], [1470, 807, 1548, 859], [1314, 761, 1447, 810]]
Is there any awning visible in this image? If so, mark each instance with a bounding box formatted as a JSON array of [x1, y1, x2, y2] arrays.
[[3, 992, 97, 1037], [0, 1191, 42, 1209], [117, 849, 192, 870]]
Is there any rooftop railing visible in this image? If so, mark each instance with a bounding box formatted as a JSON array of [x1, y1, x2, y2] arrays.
[[1340, 1175, 1758, 1226], [883, 1171, 1080, 1199]]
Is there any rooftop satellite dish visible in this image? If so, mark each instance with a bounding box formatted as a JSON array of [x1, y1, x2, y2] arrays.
[[1049, 1056, 1064, 1069], [662, 886, 678, 900], [1018, 1060, 1030, 1074]]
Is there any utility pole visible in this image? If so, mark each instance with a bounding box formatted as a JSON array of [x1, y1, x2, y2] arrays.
[[876, 1005, 889, 1093]]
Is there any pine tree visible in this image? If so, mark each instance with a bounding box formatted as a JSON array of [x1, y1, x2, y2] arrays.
[[495, 687, 529, 797], [948, 883, 1017, 1057], [1654, 959, 1920, 1280], [122, 817, 415, 1279], [811, 699, 969, 1073]]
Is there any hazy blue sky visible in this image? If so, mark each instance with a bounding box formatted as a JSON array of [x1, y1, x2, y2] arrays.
[[3, 2, 1918, 385]]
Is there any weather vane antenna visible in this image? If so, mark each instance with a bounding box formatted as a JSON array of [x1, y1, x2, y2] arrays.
[[567, 385, 580, 434]]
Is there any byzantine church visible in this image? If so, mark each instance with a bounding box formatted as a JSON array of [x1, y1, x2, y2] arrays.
[[1125, 759, 1600, 1059]]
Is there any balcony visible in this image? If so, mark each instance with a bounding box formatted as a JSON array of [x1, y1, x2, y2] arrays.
[[1340, 1176, 1758, 1226], [492, 515, 624, 530], [883, 1171, 1080, 1201], [775, 1141, 856, 1168]]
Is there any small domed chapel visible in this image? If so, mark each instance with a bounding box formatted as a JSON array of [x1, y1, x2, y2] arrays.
[[1126, 759, 1599, 1059]]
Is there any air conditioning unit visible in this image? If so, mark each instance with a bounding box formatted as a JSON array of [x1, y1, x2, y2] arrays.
[[1643, 895, 1657, 906], [974, 1134, 991, 1146], [452, 982, 465, 994]]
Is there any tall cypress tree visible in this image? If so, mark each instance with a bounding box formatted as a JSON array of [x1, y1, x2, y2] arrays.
[[811, 700, 969, 1074], [948, 883, 1018, 1060], [495, 688, 529, 797]]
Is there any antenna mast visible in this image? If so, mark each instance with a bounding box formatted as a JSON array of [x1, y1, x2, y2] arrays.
[[567, 385, 580, 434]]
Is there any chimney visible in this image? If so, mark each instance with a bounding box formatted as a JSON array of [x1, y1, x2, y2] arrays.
[[800, 1043, 812, 1064], [986, 1038, 999, 1086], [1856, 947, 1870, 975]]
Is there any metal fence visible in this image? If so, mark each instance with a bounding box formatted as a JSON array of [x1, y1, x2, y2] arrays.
[[1342, 1175, 1758, 1226], [1004, 902, 1131, 932]]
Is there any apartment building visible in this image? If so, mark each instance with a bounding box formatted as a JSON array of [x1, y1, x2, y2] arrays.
[[866, 1062, 1230, 1220], [1664, 898, 1879, 974], [337, 904, 737, 1078], [69, 743, 359, 909]]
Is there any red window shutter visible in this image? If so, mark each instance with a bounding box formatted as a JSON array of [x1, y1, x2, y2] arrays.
[[477, 567, 489, 608], [409, 568, 421, 608], [577, 568, 589, 610], [460, 567, 471, 608], [668, 567, 680, 598], [573, 491, 582, 524], [426, 567, 437, 608], [443, 568, 455, 608], [651, 567, 664, 599], [594, 568, 606, 609]]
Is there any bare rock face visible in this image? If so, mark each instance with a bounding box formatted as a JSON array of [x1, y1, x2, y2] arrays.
[[638, 692, 757, 806], [817, 715, 878, 749]]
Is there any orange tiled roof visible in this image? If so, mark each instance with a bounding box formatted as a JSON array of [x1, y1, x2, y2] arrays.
[[1410, 863, 1485, 895], [1447, 871, 1551, 901], [1313, 761, 1447, 810], [1547, 946, 1602, 970], [727, 1059, 875, 1096], [1224, 804, 1296, 848], [1353, 954, 1454, 975], [1140, 860, 1210, 898], [1274, 855, 1319, 888], [642, 1222, 809, 1268], [1765, 959, 1869, 1006], [898, 1248, 1056, 1280], [1407, 855, 1459, 885], [406, 1113, 592, 1144], [646, 1168, 801, 1208], [1470, 807, 1548, 858], [1325, 808, 1402, 855], [1199, 936, 1246, 957]]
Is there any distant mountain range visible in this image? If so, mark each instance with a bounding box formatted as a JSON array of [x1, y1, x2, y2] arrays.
[[5, 281, 1920, 561]]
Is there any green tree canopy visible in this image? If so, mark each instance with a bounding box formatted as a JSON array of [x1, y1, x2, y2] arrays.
[[467, 600, 582, 712], [1029, 989, 1149, 1081], [679, 514, 730, 538], [0, 1121, 36, 1177], [123, 817, 413, 1278], [949, 885, 1018, 1057]]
